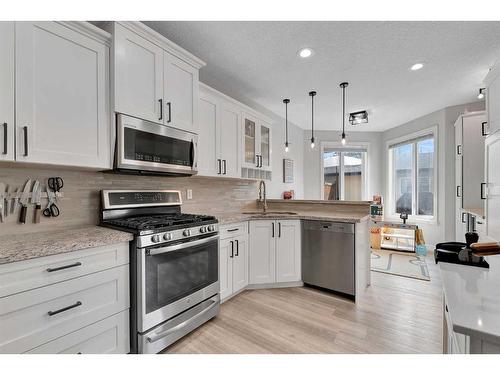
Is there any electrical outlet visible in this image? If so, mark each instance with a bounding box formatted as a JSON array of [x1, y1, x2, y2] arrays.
[[186, 189, 193, 200]]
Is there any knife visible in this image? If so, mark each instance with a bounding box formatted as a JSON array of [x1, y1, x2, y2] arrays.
[[11, 187, 19, 214], [0, 183, 5, 223], [19, 179, 32, 224], [31, 180, 40, 224]]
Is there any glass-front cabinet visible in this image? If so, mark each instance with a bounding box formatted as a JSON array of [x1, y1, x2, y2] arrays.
[[242, 112, 272, 171]]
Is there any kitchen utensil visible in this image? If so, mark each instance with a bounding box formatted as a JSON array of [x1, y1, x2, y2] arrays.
[[11, 187, 18, 214], [0, 183, 5, 223], [471, 242, 500, 256], [4, 185, 11, 218], [465, 232, 479, 248], [19, 179, 32, 224], [48, 177, 64, 192], [32, 181, 41, 223], [43, 189, 60, 218]]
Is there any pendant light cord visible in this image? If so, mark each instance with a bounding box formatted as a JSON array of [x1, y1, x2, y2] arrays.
[[309, 91, 316, 145], [342, 84, 345, 135], [285, 101, 288, 145]]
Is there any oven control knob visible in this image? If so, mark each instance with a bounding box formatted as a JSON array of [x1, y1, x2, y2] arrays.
[[163, 233, 172, 241], [209, 225, 215, 232], [151, 234, 161, 243], [183, 229, 191, 237], [200, 226, 207, 233]]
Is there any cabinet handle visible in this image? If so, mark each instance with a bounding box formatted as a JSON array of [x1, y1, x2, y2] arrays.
[[47, 262, 82, 273], [456, 186, 461, 198], [278, 222, 281, 238], [223, 160, 227, 175], [259, 155, 263, 168], [230, 241, 234, 258], [482, 122, 489, 136], [2, 123, 6, 155], [159, 99, 163, 120], [23, 126, 28, 157], [235, 239, 239, 256], [445, 305, 448, 313], [461, 212, 467, 223], [167, 102, 172, 123], [457, 145, 461, 155], [48, 301, 82, 316], [255, 155, 259, 167], [481, 183, 487, 200], [227, 228, 239, 232], [217, 159, 221, 174], [272, 222, 275, 238]]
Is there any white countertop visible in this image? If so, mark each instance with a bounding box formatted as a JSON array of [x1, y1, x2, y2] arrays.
[[440, 255, 500, 343]]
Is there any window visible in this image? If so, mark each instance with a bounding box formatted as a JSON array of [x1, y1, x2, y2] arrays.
[[389, 133, 436, 218], [322, 147, 367, 201]]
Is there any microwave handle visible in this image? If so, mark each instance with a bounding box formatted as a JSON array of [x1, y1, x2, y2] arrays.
[[190, 139, 197, 168]]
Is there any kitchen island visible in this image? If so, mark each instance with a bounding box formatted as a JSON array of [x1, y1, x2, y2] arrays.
[[440, 255, 500, 353]]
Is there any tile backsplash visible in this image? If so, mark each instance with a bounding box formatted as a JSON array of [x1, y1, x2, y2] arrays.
[[0, 164, 258, 235]]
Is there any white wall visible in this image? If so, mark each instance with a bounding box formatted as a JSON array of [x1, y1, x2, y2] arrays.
[[303, 130, 383, 200], [381, 101, 485, 247]]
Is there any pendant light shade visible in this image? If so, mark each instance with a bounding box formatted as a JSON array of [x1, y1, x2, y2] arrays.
[[339, 82, 349, 146], [309, 91, 316, 149], [283, 99, 290, 152]]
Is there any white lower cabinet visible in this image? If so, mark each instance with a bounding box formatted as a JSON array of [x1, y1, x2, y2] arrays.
[[0, 243, 130, 354], [219, 223, 249, 301], [249, 220, 301, 285]]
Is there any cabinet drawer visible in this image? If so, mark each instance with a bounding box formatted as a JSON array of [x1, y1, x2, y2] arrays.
[[0, 243, 129, 298], [26, 311, 129, 354], [0, 265, 129, 354], [220, 222, 248, 240]]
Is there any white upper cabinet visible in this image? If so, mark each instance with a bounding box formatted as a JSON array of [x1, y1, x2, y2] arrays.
[[0, 22, 15, 162], [198, 84, 241, 178], [219, 103, 241, 178], [242, 112, 273, 172], [486, 71, 500, 135], [164, 53, 199, 133], [485, 132, 500, 242], [113, 22, 204, 133], [15, 22, 111, 168], [114, 23, 163, 124]]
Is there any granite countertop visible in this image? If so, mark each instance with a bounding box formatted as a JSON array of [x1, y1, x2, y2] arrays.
[[0, 226, 133, 265], [440, 255, 500, 343], [216, 210, 370, 225], [265, 199, 372, 206]]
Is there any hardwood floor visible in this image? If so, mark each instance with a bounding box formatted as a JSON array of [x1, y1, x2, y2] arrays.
[[163, 258, 443, 354]]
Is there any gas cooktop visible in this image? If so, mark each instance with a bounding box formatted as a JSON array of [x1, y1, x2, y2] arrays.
[[102, 213, 217, 233]]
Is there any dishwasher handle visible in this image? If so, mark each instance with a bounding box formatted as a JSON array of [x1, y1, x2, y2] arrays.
[[302, 220, 354, 234]]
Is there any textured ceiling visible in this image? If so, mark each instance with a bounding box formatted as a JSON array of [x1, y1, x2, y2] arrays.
[[144, 21, 500, 131]]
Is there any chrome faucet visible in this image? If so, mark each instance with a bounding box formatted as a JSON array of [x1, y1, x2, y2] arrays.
[[259, 180, 268, 213]]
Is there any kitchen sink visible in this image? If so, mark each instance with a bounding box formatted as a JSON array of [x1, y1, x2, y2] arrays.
[[242, 211, 298, 215]]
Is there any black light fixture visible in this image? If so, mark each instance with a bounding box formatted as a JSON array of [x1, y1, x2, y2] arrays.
[[349, 110, 368, 125], [478, 88, 486, 100], [339, 82, 348, 145], [283, 98, 290, 152], [309, 91, 316, 149]]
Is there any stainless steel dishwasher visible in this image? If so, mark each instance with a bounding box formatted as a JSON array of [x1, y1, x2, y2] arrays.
[[301, 220, 355, 297]]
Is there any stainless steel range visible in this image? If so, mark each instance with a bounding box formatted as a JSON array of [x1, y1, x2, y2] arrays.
[[100, 190, 220, 354]]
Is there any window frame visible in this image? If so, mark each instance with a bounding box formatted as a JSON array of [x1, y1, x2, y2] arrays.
[[319, 141, 369, 201], [386, 126, 438, 223]]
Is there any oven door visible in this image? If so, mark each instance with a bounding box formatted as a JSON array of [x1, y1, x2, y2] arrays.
[[116, 113, 198, 175], [137, 235, 219, 332]]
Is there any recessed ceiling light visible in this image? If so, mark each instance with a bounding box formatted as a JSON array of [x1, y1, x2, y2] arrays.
[[298, 48, 313, 58], [410, 63, 424, 71]]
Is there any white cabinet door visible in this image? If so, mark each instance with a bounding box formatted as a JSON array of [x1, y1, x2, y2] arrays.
[[15, 22, 110, 168], [114, 23, 163, 124], [485, 132, 500, 242], [455, 117, 463, 240], [0, 22, 15, 162], [487, 75, 500, 135], [219, 239, 233, 301], [232, 235, 248, 294], [275, 220, 301, 283], [219, 103, 241, 178], [249, 220, 276, 284], [259, 121, 272, 171], [242, 112, 259, 168], [198, 93, 219, 176], [164, 53, 198, 133]]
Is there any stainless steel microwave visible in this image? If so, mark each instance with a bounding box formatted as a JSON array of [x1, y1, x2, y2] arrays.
[[115, 114, 198, 176]]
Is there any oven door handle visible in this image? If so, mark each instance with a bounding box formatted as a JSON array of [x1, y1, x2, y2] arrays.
[[147, 235, 219, 256], [146, 298, 219, 343]]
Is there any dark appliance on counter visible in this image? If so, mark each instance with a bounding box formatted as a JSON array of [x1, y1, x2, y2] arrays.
[[434, 232, 489, 269], [114, 113, 198, 176], [100, 190, 219, 354]]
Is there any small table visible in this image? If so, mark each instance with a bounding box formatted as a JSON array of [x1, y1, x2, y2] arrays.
[[371, 220, 418, 253]]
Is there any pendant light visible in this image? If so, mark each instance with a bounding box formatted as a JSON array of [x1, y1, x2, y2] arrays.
[[339, 82, 349, 145], [283, 98, 290, 152], [309, 91, 316, 148]]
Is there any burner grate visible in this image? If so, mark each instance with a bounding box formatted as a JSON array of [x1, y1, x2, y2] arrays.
[[103, 213, 215, 231]]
